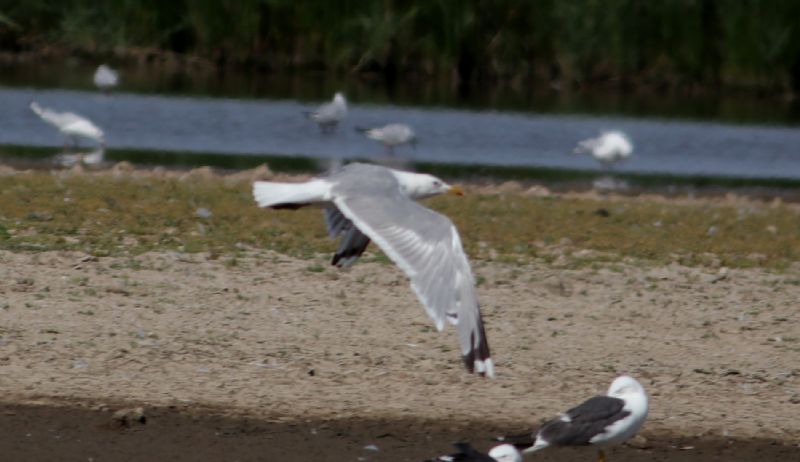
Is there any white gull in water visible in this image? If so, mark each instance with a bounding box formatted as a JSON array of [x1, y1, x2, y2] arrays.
[[574, 131, 633, 169], [252, 162, 493, 377], [424, 443, 521, 462], [93, 64, 119, 93], [304, 92, 347, 133], [499, 375, 648, 462], [30, 102, 105, 147], [356, 123, 416, 155]]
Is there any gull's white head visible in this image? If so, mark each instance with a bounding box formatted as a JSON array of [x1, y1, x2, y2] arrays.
[[391, 170, 463, 199], [488, 444, 522, 462], [333, 92, 346, 105], [607, 375, 646, 398]]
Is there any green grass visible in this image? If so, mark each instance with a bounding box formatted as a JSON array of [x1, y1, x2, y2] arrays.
[[1, 172, 799, 269]]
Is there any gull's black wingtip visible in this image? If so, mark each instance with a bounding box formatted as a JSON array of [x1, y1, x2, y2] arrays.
[[494, 432, 535, 449], [462, 313, 494, 378]]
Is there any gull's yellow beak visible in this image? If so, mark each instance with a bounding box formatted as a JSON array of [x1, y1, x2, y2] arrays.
[[448, 185, 465, 196]]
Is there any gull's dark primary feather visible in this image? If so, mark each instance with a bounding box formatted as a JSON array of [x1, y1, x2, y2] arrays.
[[538, 396, 629, 446], [324, 207, 372, 268], [494, 432, 534, 448], [423, 443, 495, 462]]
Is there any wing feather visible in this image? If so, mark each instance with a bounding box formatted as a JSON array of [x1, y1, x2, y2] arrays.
[[332, 194, 493, 376], [537, 396, 629, 446], [323, 207, 371, 268]]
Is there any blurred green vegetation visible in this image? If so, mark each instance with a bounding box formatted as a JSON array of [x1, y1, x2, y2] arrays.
[[0, 172, 798, 269], [2, 1, 800, 91]]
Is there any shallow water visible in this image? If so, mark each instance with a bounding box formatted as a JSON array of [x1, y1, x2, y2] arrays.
[[3, 86, 800, 179]]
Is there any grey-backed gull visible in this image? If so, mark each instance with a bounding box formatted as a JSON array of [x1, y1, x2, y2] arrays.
[[574, 130, 633, 170], [356, 123, 416, 155], [424, 443, 521, 462], [305, 92, 347, 133], [252, 162, 493, 377], [500, 375, 648, 462]]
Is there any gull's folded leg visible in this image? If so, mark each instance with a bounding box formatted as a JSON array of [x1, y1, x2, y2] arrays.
[[597, 449, 607, 462]]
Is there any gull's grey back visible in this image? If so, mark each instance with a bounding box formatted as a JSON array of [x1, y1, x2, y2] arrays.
[[327, 163, 402, 197]]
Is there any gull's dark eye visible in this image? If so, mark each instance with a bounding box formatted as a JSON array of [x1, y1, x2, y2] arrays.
[[433, 181, 442, 187]]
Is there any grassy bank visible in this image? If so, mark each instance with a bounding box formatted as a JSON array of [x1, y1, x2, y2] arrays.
[[2, 1, 800, 92], [0, 171, 798, 269]]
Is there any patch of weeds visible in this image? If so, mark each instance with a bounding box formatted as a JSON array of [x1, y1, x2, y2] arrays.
[[225, 257, 239, 268], [306, 264, 325, 273], [71, 276, 89, 286], [1, 173, 798, 269]]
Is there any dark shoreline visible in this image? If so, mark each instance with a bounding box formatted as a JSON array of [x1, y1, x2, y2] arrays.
[[0, 400, 795, 462], [3, 144, 800, 203]]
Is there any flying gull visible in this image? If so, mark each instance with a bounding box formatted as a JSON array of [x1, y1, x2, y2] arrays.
[[252, 162, 493, 377], [305, 92, 347, 133], [356, 123, 416, 155], [30, 102, 105, 147], [424, 443, 521, 462], [93, 64, 119, 93], [574, 130, 633, 170], [498, 375, 648, 462]]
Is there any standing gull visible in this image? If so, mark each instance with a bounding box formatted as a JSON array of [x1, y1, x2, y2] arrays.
[[424, 443, 521, 462], [499, 375, 648, 462], [356, 123, 416, 155], [252, 162, 493, 377], [305, 92, 347, 133], [30, 102, 105, 147], [574, 130, 633, 170], [93, 64, 119, 93]]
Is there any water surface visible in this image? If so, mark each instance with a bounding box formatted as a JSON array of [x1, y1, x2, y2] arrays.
[[3, 87, 800, 179]]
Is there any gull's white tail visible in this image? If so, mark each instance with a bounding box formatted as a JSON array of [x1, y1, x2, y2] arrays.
[[252, 179, 332, 209]]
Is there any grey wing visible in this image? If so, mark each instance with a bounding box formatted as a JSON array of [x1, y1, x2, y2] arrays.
[[332, 194, 493, 376], [538, 396, 628, 446], [323, 207, 371, 268], [311, 101, 339, 123]]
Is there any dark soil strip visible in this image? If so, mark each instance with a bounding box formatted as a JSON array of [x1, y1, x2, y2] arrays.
[[0, 403, 796, 461]]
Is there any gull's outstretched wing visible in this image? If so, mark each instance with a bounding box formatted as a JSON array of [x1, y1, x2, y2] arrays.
[[331, 193, 493, 376], [323, 207, 371, 268]]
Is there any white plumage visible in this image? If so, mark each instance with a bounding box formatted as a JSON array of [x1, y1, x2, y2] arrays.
[[30, 101, 105, 147], [54, 147, 105, 167], [574, 130, 633, 168], [93, 64, 119, 93], [357, 123, 416, 155], [305, 92, 347, 133], [253, 163, 493, 377]]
